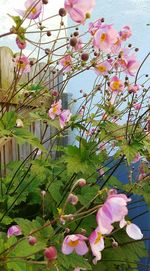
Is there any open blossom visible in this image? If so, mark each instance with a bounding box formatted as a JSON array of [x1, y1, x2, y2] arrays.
[[128, 84, 140, 93], [89, 227, 105, 264], [95, 60, 111, 76], [64, 0, 95, 24], [62, 234, 88, 255], [48, 100, 62, 120], [120, 219, 143, 240], [133, 103, 141, 110], [93, 24, 118, 53], [96, 189, 131, 234], [7, 225, 22, 238], [59, 109, 71, 129], [16, 0, 42, 19], [119, 26, 132, 41], [110, 76, 124, 92], [118, 50, 140, 76], [14, 55, 30, 74], [59, 55, 72, 72]]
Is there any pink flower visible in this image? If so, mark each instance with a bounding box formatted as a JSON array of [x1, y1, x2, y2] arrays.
[[7, 225, 22, 238], [62, 234, 88, 255], [119, 26, 132, 41], [118, 50, 140, 76], [16, 0, 42, 19], [95, 60, 111, 76], [48, 100, 62, 120], [133, 103, 141, 110], [89, 227, 105, 264], [14, 55, 30, 74], [88, 19, 102, 35], [59, 55, 72, 72], [96, 189, 131, 234], [16, 37, 27, 50], [64, 0, 95, 24], [109, 76, 124, 92], [93, 24, 118, 53], [59, 109, 71, 129], [128, 84, 140, 93], [120, 219, 143, 240]]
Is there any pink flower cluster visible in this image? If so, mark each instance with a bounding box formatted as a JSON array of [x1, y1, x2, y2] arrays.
[[62, 189, 143, 265], [48, 99, 71, 129]]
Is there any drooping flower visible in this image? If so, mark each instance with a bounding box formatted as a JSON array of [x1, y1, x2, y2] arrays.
[[16, 37, 27, 50], [109, 76, 124, 92], [95, 60, 111, 76], [96, 189, 131, 234], [128, 84, 140, 93], [120, 219, 143, 240], [64, 0, 95, 24], [118, 50, 140, 76], [59, 55, 72, 72], [14, 55, 30, 74], [16, 0, 42, 20], [48, 100, 62, 120], [62, 234, 88, 255], [93, 24, 118, 53], [59, 109, 71, 129], [7, 225, 22, 238], [119, 26, 132, 41], [89, 227, 105, 264]]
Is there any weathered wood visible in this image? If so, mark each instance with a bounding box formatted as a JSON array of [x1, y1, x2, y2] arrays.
[[0, 47, 14, 90]]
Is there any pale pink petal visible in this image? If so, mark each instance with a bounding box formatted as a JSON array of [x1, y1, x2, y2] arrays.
[[119, 218, 127, 228], [75, 241, 88, 255], [126, 223, 143, 240]]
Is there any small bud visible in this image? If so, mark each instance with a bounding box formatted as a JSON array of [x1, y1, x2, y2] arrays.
[[45, 48, 51, 55], [52, 90, 58, 97], [80, 228, 86, 235], [28, 236, 37, 246], [74, 31, 79, 36], [67, 193, 78, 205], [78, 178, 86, 187], [47, 31, 51, 36], [59, 8, 67, 17], [41, 190, 46, 197], [44, 246, 57, 261], [42, 0, 48, 4], [112, 240, 119, 248], [16, 119, 24, 128], [65, 228, 70, 233], [70, 37, 78, 47], [81, 53, 89, 62]]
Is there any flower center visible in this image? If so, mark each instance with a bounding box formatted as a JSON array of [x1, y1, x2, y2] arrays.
[[97, 65, 107, 73], [100, 33, 107, 42], [68, 240, 79, 247], [112, 81, 121, 90], [94, 232, 102, 244]]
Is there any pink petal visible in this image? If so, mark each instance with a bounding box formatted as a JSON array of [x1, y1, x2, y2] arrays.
[[126, 223, 143, 240], [61, 242, 74, 255], [75, 241, 88, 255]]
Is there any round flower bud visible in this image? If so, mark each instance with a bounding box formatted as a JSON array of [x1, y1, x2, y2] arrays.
[[112, 240, 119, 248], [67, 193, 78, 205], [28, 236, 37, 246], [59, 8, 67, 17], [81, 53, 89, 62], [47, 31, 51, 37], [52, 90, 58, 97], [42, 0, 48, 4], [45, 48, 51, 55], [70, 37, 78, 47], [78, 178, 86, 187], [44, 246, 57, 260], [16, 119, 24, 128], [41, 190, 46, 197]]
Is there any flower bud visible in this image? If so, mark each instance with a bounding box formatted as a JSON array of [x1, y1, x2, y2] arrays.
[[47, 31, 52, 36], [70, 37, 78, 47], [59, 8, 67, 17], [52, 90, 58, 97], [16, 119, 24, 128], [78, 178, 86, 187], [41, 190, 46, 197], [42, 0, 48, 4], [28, 236, 37, 246], [112, 239, 119, 248], [67, 193, 78, 205], [44, 246, 57, 260], [81, 53, 89, 62]]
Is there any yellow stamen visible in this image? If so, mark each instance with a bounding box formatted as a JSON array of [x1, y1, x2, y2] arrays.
[[68, 240, 79, 247], [94, 232, 102, 245], [97, 65, 107, 73], [112, 81, 121, 90], [100, 33, 107, 42]]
